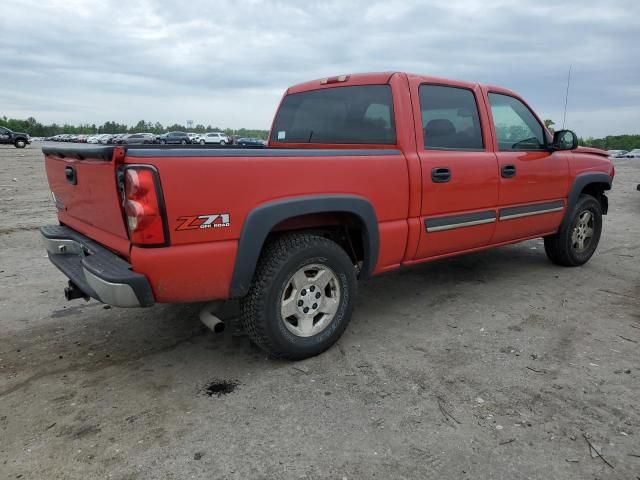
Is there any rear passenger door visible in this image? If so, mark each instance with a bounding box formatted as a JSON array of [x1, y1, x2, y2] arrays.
[[413, 83, 500, 259], [485, 91, 569, 243]]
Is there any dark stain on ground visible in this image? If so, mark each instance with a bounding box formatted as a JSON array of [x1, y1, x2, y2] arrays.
[[202, 379, 239, 397], [50, 304, 89, 319]]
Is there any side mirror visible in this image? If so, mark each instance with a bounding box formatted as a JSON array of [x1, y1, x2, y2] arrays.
[[552, 129, 578, 150]]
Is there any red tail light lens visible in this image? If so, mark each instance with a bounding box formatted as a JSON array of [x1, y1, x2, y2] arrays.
[[123, 167, 167, 246]]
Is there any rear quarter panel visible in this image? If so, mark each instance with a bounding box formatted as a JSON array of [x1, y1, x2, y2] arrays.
[[127, 151, 410, 302]]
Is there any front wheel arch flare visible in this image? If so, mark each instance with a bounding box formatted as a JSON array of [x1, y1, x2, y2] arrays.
[[230, 195, 379, 298], [561, 173, 611, 230]]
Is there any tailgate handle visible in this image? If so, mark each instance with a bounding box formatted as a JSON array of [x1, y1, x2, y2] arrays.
[[64, 166, 77, 185]]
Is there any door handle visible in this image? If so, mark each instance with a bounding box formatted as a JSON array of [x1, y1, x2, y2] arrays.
[[64, 166, 77, 185], [501, 164, 516, 178], [431, 167, 451, 183]]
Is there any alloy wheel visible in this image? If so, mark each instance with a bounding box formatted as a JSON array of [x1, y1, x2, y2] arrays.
[[571, 210, 594, 252], [280, 264, 341, 337]]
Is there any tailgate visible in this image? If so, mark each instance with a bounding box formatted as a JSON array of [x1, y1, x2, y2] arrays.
[[43, 145, 130, 255]]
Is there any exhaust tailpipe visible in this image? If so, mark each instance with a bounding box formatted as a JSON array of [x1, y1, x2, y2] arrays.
[[199, 301, 225, 333], [64, 281, 89, 301]]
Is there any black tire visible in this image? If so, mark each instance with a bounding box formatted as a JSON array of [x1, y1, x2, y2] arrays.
[[199, 139, 205, 145], [220, 140, 226, 146], [160, 139, 166, 145], [181, 139, 187, 145], [15, 139, 26, 148], [544, 194, 602, 266], [240, 233, 357, 360]]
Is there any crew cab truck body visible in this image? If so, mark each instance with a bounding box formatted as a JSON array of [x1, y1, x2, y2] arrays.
[[41, 72, 614, 359], [0, 126, 30, 148]]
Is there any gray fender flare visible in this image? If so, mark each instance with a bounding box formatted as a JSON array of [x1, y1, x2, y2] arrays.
[[230, 195, 379, 298], [561, 172, 612, 230]]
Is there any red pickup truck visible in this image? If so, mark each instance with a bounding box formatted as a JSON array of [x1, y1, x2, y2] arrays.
[[41, 72, 614, 359]]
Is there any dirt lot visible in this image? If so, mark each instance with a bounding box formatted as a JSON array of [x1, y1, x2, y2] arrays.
[[1, 143, 639, 479]]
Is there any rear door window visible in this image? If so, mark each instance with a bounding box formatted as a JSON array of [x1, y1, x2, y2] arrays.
[[271, 85, 396, 144], [419, 85, 484, 150]]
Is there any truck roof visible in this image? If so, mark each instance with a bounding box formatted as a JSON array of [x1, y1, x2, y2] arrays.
[[286, 71, 520, 98]]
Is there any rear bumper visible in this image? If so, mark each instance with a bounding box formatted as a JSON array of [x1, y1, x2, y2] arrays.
[[41, 225, 155, 307]]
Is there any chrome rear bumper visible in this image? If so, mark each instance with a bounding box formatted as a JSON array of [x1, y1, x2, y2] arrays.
[[41, 225, 154, 307]]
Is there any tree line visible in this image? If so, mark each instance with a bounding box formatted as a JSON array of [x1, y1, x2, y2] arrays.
[[545, 117, 639, 150], [2, 114, 639, 149], [0, 116, 269, 139]]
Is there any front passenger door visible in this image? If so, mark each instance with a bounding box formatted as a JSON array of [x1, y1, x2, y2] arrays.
[[486, 92, 569, 243]]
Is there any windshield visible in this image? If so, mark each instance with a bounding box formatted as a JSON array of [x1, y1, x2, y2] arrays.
[[271, 85, 396, 144]]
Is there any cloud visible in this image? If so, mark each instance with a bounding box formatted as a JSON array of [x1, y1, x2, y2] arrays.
[[0, 0, 638, 136]]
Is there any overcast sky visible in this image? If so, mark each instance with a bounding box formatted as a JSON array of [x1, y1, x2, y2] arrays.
[[2, 0, 638, 137]]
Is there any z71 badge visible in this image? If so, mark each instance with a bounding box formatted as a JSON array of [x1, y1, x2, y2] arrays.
[[176, 214, 230, 231]]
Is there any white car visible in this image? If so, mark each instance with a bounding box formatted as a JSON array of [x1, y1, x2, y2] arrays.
[[86, 135, 101, 144], [625, 149, 640, 158], [606, 149, 627, 158], [198, 132, 230, 145]]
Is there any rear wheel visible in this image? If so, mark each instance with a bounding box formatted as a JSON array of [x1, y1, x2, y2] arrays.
[[240, 233, 356, 360], [199, 139, 205, 145], [544, 194, 602, 266], [15, 139, 26, 148]]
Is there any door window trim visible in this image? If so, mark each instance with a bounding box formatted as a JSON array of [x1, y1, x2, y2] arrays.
[[419, 83, 486, 152]]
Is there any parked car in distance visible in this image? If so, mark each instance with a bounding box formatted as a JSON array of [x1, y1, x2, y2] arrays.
[[237, 137, 266, 147], [606, 150, 628, 158], [159, 131, 191, 144], [123, 133, 157, 145], [0, 126, 31, 148], [624, 149, 640, 158], [40, 72, 615, 360], [198, 132, 230, 145], [108, 134, 127, 144]]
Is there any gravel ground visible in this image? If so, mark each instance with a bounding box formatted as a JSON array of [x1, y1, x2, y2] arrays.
[[1, 143, 639, 479]]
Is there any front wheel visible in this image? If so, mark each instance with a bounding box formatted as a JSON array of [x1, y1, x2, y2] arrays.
[[15, 139, 26, 148], [544, 194, 603, 266], [181, 139, 187, 145], [199, 139, 205, 145], [220, 140, 226, 145], [240, 233, 357, 360]]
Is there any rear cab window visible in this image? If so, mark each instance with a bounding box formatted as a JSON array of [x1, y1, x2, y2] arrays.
[[419, 85, 484, 150], [271, 85, 396, 144]]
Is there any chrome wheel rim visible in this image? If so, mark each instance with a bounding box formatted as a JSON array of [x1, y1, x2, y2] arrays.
[[280, 264, 341, 337], [571, 210, 594, 253]]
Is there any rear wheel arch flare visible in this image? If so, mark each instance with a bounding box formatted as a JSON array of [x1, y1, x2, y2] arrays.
[[230, 195, 379, 298]]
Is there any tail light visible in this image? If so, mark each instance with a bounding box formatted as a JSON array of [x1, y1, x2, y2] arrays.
[[123, 167, 168, 246]]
